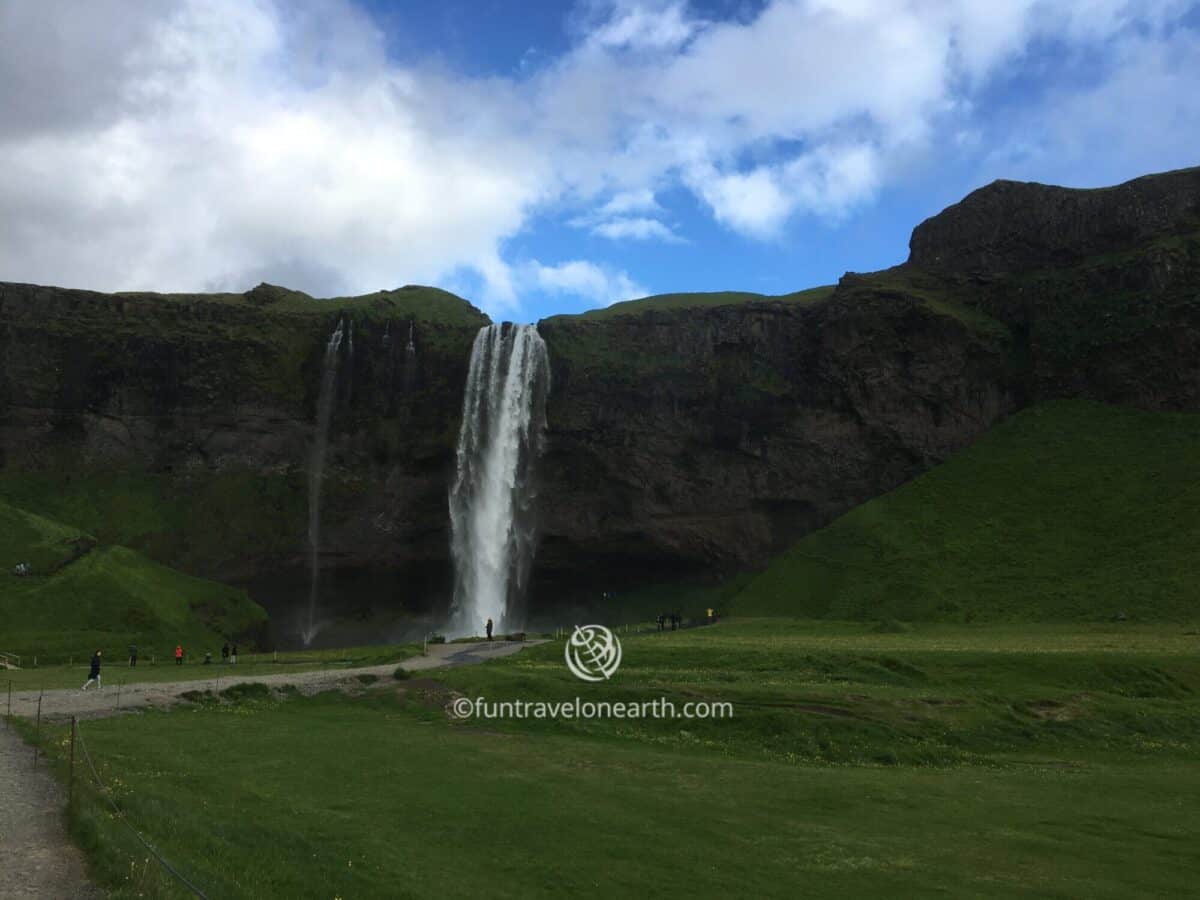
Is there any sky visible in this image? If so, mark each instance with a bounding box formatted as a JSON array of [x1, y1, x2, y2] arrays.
[[1, 1, 1198, 322]]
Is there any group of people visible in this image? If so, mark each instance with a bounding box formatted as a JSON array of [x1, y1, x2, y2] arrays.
[[656, 613, 681, 631], [653, 608, 720, 633], [81, 639, 240, 690]]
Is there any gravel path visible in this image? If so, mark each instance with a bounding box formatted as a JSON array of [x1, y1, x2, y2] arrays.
[[5, 640, 542, 721], [0, 723, 100, 899], [0, 639, 541, 898]]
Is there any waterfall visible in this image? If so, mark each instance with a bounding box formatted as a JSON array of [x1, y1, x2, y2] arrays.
[[448, 323, 550, 637], [402, 321, 418, 394], [304, 317, 345, 645]]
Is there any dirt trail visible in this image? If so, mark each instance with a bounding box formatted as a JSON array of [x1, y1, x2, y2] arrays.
[[6, 640, 543, 721], [0, 723, 100, 899]]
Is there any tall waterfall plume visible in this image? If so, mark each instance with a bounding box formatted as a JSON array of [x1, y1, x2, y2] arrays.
[[448, 323, 551, 636], [304, 317, 346, 645]]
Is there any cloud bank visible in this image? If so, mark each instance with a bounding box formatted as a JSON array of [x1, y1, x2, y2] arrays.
[[0, 0, 1196, 315]]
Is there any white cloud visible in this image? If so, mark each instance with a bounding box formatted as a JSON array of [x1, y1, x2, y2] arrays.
[[592, 217, 683, 242], [0, 0, 1195, 317], [523, 259, 646, 306], [981, 25, 1200, 187], [584, 0, 701, 51], [597, 188, 662, 217], [685, 143, 882, 237]]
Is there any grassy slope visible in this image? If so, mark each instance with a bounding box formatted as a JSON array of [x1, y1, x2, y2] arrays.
[[108, 283, 488, 326], [24, 620, 1200, 898], [0, 470, 306, 576], [0, 499, 266, 660], [0, 501, 89, 573], [735, 400, 1200, 623], [565, 284, 835, 320]]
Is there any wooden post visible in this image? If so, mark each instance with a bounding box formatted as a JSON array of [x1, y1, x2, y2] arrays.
[[33, 690, 43, 767], [116, 681, 122, 710], [68, 717, 76, 808]]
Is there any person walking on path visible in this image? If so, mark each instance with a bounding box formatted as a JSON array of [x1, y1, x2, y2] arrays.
[[128, 644, 137, 667], [81, 651, 102, 691], [230, 643, 238, 664], [485, 618, 494, 641], [175, 644, 184, 666]]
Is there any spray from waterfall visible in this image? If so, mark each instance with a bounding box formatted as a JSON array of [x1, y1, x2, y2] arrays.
[[448, 323, 550, 636], [304, 317, 345, 645]]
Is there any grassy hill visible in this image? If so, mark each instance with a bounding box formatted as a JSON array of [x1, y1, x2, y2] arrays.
[[0, 499, 266, 660], [734, 400, 1200, 623], [567, 284, 834, 320]]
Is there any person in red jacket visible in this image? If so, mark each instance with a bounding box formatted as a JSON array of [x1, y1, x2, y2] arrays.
[[175, 644, 184, 666]]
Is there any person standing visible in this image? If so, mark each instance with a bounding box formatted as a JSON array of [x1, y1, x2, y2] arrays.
[[175, 644, 184, 666], [485, 618, 494, 641], [81, 651, 102, 691], [230, 643, 238, 664], [221, 642, 229, 664], [128, 644, 138, 667]]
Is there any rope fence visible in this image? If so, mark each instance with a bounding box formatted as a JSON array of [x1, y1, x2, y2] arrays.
[[71, 717, 209, 899]]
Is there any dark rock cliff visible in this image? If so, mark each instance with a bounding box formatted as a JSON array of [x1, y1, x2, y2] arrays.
[[2, 164, 1198, 618], [533, 288, 1014, 596], [0, 282, 487, 602]]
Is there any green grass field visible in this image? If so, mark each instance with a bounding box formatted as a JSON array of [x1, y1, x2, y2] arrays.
[[0, 498, 266, 661], [21, 619, 1200, 898], [735, 400, 1200, 623]]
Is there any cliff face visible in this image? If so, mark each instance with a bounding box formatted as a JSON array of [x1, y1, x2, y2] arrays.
[[3, 165, 1199, 617], [0, 282, 487, 595], [534, 288, 1014, 595]]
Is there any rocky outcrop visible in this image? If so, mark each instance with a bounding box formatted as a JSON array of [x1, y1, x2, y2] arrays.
[[909, 165, 1200, 274]]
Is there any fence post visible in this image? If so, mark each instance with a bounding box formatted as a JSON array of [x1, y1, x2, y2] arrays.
[[33, 690, 43, 767], [68, 716, 77, 808], [116, 681, 122, 711]]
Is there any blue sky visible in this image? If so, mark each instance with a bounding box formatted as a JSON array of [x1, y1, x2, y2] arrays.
[[1, 1, 1198, 321]]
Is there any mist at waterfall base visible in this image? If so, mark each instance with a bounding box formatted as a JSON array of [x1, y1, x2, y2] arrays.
[[446, 323, 551, 638]]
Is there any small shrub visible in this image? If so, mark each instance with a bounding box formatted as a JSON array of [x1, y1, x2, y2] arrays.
[[871, 619, 911, 634], [393, 666, 411, 681], [356, 673, 379, 685]]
